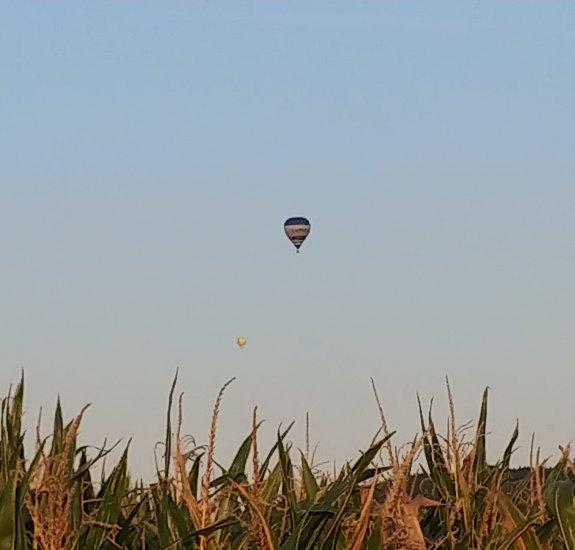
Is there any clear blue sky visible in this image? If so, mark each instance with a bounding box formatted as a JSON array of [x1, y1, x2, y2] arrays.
[[1, 1, 574, 479]]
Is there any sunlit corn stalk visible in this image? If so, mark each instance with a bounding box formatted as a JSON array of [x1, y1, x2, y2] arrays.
[[26, 404, 90, 550], [199, 377, 235, 550]]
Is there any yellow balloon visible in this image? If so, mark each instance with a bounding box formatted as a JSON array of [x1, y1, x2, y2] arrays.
[[236, 337, 247, 349]]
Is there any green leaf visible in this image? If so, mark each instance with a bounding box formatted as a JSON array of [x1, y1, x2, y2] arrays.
[[188, 452, 204, 499], [49, 397, 64, 457], [161, 516, 239, 549], [501, 422, 519, 473], [320, 436, 390, 549], [472, 387, 489, 481], [366, 515, 382, 550], [212, 425, 262, 488], [545, 478, 575, 549], [260, 421, 295, 477], [496, 492, 544, 550], [300, 452, 319, 503], [277, 433, 298, 531], [83, 445, 130, 550], [163, 369, 178, 482], [0, 469, 16, 550]]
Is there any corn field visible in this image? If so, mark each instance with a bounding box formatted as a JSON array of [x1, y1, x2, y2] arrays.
[[2, 372, 575, 550]]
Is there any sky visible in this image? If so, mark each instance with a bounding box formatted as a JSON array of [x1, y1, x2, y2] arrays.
[[1, 1, 574, 480]]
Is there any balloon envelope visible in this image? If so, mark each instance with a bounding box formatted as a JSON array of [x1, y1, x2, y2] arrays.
[[236, 337, 247, 349], [284, 217, 311, 252]]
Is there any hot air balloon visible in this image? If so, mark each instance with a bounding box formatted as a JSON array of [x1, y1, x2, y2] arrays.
[[284, 217, 311, 253], [236, 337, 247, 349]]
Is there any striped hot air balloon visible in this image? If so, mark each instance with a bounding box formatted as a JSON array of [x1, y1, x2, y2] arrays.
[[284, 217, 311, 253]]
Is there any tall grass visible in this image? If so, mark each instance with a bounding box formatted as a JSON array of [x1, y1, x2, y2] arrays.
[[1, 372, 575, 549]]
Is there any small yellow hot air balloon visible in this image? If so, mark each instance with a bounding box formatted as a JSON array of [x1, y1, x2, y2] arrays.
[[236, 337, 247, 349]]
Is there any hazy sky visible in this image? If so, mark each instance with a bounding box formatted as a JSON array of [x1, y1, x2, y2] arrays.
[[1, 1, 574, 479]]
